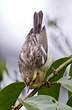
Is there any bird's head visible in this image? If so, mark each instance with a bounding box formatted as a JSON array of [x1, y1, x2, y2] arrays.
[[21, 68, 44, 88]]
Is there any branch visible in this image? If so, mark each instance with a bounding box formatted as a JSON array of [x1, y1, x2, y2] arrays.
[[12, 88, 38, 110]]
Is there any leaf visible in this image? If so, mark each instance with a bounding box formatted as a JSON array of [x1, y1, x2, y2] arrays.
[[69, 64, 72, 77], [0, 59, 6, 81], [23, 95, 57, 110], [57, 78, 72, 93], [67, 95, 72, 107], [38, 83, 60, 100], [0, 82, 25, 110], [22, 95, 72, 110], [66, 63, 72, 104], [45, 56, 71, 81], [24, 103, 39, 110], [57, 103, 72, 110]]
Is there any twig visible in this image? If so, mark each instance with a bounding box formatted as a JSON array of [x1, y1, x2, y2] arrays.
[[12, 88, 38, 110]]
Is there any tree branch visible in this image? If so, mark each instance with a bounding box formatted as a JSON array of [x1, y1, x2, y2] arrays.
[[12, 88, 38, 110]]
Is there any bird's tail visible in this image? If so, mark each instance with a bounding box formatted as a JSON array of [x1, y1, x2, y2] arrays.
[[33, 11, 43, 33]]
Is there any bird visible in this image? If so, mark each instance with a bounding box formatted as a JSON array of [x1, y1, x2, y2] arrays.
[[18, 11, 48, 88]]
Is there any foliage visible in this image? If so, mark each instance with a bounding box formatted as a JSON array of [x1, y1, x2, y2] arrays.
[[0, 82, 25, 110], [0, 56, 72, 110], [0, 59, 6, 81]]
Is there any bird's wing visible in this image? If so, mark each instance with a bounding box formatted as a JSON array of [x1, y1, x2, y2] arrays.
[[39, 26, 48, 53]]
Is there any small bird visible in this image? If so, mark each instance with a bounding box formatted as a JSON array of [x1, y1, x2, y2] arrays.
[[18, 11, 48, 88]]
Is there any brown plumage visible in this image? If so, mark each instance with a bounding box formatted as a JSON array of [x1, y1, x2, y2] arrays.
[[18, 11, 48, 87]]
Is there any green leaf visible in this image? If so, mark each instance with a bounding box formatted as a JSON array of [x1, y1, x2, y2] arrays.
[[57, 103, 72, 110], [69, 64, 72, 77], [57, 78, 72, 93], [45, 56, 71, 81], [24, 102, 39, 110], [38, 83, 60, 100], [22, 95, 72, 110], [0, 82, 25, 110], [67, 63, 72, 103], [67, 95, 72, 107], [23, 95, 57, 110], [0, 59, 6, 81]]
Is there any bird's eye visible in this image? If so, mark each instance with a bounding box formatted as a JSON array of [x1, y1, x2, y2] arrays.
[[37, 72, 39, 75], [32, 79, 36, 83]]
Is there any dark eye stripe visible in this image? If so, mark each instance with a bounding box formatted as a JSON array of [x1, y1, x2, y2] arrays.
[[32, 79, 36, 83]]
